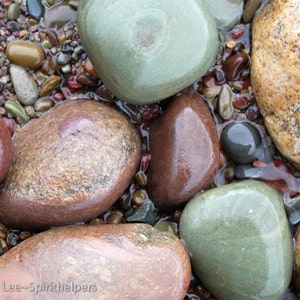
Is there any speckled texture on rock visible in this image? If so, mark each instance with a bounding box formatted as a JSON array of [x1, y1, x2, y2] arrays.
[[0, 224, 191, 300], [0, 100, 141, 229], [251, 0, 300, 170], [0, 116, 13, 182], [147, 88, 219, 209]]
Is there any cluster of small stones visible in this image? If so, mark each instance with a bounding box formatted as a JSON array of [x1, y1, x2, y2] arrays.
[[0, 0, 298, 299]]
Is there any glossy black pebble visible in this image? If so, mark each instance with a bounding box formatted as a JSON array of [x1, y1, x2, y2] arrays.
[[221, 121, 262, 164], [26, 0, 45, 20]]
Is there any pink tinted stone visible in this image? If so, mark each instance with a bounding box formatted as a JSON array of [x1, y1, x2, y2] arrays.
[[0, 224, 191, 300]]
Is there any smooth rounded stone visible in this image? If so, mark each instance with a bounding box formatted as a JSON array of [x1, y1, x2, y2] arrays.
[[39, 75, 61, 97], [179, 180, 294, 300], [7, 3, 20, 20], [0, 224, 191, 300], [203, 0, 243, 29], [0, 100, 141, 229], [221, 121, 263, 164], [6, 40, 45, 70], [9, 65, 39, 106], [0, 117, 13, 182], [78, 0, 218, 104], [43, 0, 77, 29], [222, 51, 249, 81], [251, 0, 300, 170], [26, 0, 45, 20], [147, 88, 219, 209]]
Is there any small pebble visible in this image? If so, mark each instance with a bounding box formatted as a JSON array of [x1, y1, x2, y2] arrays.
[[39, 58, 56, 75], [6, 40, 45, 69], [223, 51, 249, 81], [218, 83, 234, 120], [9, 64, 39, 106], [106, 211, 123, 224], [39, 75, 61, 97], [56, 52, 71, 65], [132, 189, 147, 207], [4, 100, 30, 124], [34, 98, 54, 112], [76, 73, 98, 87], [221, 121, 263, 164], [7, 3, 20, 20], [26, 0, 45, 20]]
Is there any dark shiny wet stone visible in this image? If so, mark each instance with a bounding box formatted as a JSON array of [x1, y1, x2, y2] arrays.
[[221, 121, 262, 164]]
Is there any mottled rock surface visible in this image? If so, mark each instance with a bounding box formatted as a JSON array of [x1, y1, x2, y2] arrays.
[[0, 116, 13, 182], [180, 180, 293, 300], [77, 0, 218, 104], [147, 88, 219, 209], [251, 0, 300, 170], [0, 224, 191, 300], [0, 100, 141, 229]]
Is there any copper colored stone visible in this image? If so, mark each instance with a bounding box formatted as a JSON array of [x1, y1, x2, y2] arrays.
[[0, 116, 13, 182], [222, 51, 249, 81], [0, 100, 141, 229], [147, 88, 219, 209], [0, 224, 191, 300], [251, 0, 300, 170]]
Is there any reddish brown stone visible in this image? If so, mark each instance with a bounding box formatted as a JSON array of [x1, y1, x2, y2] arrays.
[[0, 100, 141, 229], [147, 88, 219, 210], [0, 116, 13, 182], [222, 51, 249, 81], [0, 224, 191, 300]]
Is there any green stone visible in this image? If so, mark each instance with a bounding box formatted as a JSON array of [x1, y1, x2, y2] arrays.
[[203, 0, 243, 29], [179, 180, 293, 300], [77, 0, 218, 104]]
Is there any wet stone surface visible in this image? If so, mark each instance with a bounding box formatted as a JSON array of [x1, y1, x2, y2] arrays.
[[0, 224, 191, 300], [0, 100, 141, 229], [147, 88, 219, 210], [180, 180, 293, 300], [0, 1, 299, 299]]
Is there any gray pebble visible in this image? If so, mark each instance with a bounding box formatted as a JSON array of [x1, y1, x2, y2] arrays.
[[10, 64, 39, 106]]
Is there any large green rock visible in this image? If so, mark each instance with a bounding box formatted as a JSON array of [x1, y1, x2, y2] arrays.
[[179, 180, 293, 300], [77, 0, 218, 104], [203, 0, 243, 29]]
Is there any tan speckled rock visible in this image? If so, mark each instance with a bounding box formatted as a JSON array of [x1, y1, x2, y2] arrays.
[[0, 224, 191, 300], [0, 100, 141, 229], [251, 0, 300, 169]]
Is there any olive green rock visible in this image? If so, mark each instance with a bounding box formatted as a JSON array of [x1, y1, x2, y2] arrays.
[[77, 0, 218, 104], [179, 180, 293, 300]]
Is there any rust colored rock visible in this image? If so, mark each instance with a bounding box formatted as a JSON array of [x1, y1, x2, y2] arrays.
[[0, 100, 141, 229], [0, 224, 191, 300], [0, 116, 13, 182], [222, 51, 249, 81], [147, 88, 219, 210], [251, 0, 300, 170]]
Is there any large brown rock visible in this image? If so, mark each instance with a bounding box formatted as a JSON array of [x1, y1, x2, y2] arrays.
[[0, 224, 191, 300], [0, 100, 141, 229], [251, 0, 300, 169], [0, 116, 13, 182], [147, 88, 219, 209]]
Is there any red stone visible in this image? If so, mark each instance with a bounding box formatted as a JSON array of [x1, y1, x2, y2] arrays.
[[147, 88, 219, 210], [0, 224, 191, 300], [0, 116, 13, 182], [222, 52, 249, 81]]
